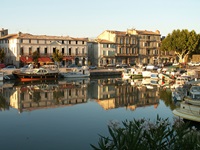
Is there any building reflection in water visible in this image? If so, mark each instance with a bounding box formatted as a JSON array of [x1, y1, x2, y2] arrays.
[[0, 77, 160, 113], [88, 78, 160, 111]]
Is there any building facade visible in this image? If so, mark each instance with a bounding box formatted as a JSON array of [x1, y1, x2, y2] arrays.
[[0, 28, 88, 67], [88, 39, 116, 67], [97, 29, 163, 66]]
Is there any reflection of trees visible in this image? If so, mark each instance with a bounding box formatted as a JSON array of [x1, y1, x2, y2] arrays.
[[32, 92, 41, 103], [0, 94, 9, 110], [159, 88, 176, 110], [53, 89, 64, 104]]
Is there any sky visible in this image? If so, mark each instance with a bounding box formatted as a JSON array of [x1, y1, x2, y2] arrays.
[[1, 0, 200, 38]]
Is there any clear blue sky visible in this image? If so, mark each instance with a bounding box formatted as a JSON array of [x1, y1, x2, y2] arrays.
[[1, 0, 200, 38]]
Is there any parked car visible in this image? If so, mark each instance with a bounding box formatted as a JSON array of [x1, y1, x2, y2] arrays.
[[146, 64, 158, 70], [116, 64, 128, 68], [0, 63, 5, 69], [67, 64, 79, 68], [89, 65, 97, 70], [2, 65, 16, 70], [172, 62, 179, 66], [106, 64, 115, 67], [188, 62, 195, 66]]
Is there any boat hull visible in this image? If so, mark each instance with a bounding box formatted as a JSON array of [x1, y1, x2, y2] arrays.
[[184, 96, 200, 106], [13, 72, 59, 82], [173, 101, 200, 122]]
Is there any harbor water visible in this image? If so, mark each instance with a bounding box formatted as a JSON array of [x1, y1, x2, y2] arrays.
[[0, 77, 185, 150]]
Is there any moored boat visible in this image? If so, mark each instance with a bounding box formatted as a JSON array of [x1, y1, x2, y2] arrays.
[[12, 65, 59, 82], [60, 66, 90, 78], [184, 84, 200, 106], [173, 101, 200, 122]]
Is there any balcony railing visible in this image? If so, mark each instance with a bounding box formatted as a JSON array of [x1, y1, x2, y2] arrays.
[[19, 53, 88, 57]]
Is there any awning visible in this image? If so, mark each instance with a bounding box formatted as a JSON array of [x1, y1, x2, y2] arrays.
[[63, 56, 74, 60], [20, 56, 33, 63], [38, 57, 52, 63], [20, 56, 52, 63]]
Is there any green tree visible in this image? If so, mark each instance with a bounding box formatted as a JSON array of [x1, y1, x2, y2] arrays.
[[32, 51, 40, 67], [52, 49, 63, 67], [0, 48, 5, 63], [161, 29, 199, 63]]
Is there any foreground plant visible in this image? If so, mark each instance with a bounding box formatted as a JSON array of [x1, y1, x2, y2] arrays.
[[91, 116, 200, 150]]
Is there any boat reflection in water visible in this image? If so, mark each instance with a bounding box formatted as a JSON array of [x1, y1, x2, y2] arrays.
[[3, 77, 160, 113]]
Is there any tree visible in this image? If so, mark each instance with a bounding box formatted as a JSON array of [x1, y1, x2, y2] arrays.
[[52, 49, 63, 66], [160, 29, 199, 63], [32, 51, 40, 67], [0, 48, 5, 63]]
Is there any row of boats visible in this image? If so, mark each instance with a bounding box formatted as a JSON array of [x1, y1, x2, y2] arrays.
[[11, 65, 90, 82], [121, 65, 200, 122]]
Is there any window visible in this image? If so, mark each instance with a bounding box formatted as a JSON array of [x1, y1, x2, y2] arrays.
[[69, 89, 71, 96], [82, 41, 84, 44], [20, 47, 24, 55], [62, 48, 64, 54], [37, 40, 39, 44], [69, 48, 71, 55], [29, 47, 32, 55], [53, 48, 56, 53], [44, 47, 47, 54], [69, 41, 71, 44], [82, 48, 84, 54], [45, 93, 47, 98], [62, 40, 64, 44], [76, 41, 78, 44], [20, 39, 23, 43], [37, 47, 40, 53], [29, 39, 31, 43], [76, 48, 78, 55]]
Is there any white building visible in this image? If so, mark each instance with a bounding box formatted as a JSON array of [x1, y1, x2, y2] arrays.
[[0, 28, 88, 67]]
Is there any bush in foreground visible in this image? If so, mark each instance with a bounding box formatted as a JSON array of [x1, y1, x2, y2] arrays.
[[91, 116, 200, 150]]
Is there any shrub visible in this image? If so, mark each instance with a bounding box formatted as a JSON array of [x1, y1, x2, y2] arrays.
[[91, 116, 200, 150]]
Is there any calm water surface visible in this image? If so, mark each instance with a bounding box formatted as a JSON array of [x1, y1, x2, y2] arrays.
[[0, 77, 178, 150]]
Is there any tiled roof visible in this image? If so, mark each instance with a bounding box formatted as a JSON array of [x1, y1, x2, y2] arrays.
[[0, 33, 88, 41], [106, 30, 126, 35], [106, 29, 160, 36], [136, 30, 160, 35], [96, 39, 115, 44]]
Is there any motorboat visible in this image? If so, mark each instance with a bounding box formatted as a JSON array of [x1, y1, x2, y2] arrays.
[[173, 83, 200, 122], [12, 65, 59, 82], [173, 101, 200, 122], [122, 68, 142, 79], [60, 66, 90, 78], [184, 84, 200, 106]]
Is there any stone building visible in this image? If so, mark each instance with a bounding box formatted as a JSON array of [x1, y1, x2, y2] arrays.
[[0, 28, 88, 67]]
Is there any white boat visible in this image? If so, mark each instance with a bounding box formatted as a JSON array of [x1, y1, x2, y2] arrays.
[[173, 101, 200, 122], [172, 83, 200, 122], [184, 84, 200, 106], [122, 68, 142, 79], [12, 65, 59, 82], [142, 71, 152, 78], [61, 66, 90, 78]]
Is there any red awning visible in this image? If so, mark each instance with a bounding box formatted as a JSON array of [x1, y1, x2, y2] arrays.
[[20, 56, 33, 63], [38, 57, 52, 63], [63, 56, 74, 60], [20, 56, 52, 63]]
